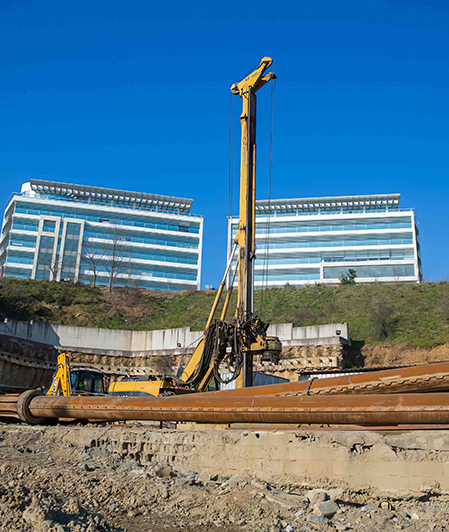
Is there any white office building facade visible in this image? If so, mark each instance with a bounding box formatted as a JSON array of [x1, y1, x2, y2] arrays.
[[0, 179, 203, 291], [228, 194, 422, 288]]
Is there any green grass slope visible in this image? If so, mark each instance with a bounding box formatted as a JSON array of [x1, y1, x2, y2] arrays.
[[0, 278, 448, 348]]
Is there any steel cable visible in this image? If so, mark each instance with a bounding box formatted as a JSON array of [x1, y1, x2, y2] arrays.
[[229, 92, 233, 219], [259, 79, 276, 319]]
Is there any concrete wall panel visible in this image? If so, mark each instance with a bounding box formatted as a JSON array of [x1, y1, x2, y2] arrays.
[[0, 318, 349, 357]]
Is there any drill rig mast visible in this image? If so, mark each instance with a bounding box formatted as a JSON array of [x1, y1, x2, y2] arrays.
[[231, 57, 276, 319], [178, 57, 281, 390], [231, 57, 277, 387]]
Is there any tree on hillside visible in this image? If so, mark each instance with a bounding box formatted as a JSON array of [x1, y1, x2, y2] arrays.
[[39, 255, 59, 281], [48, 259, 60, 281], [122, 250, 144, 305], [103, 227, 128, 292], [372, 298, 397, 341], [81, 245, 104, 288], [340, 268, 357, 285]]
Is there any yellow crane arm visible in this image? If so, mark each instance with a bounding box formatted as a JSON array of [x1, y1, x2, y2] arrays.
[[179, 58, 279, 392], [230, 57, 276, 97], [230, 57, 276, 320], [47, 353, 72, 396]]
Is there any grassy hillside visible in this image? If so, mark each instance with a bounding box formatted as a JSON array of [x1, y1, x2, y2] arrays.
[[0, 278, 448, 348]]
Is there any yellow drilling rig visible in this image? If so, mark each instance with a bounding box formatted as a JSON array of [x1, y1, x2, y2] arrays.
[[109, 57, 282, 397]]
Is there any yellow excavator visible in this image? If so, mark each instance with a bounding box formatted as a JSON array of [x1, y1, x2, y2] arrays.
[[109, 58, 282, 398], [47, 352, 106, 396]]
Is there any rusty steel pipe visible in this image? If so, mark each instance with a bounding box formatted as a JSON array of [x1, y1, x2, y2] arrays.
[[0, 394, 21, 409], [0, 394, 21, 419], [26, 392, 449, 426], [206, 361, 449, 397]]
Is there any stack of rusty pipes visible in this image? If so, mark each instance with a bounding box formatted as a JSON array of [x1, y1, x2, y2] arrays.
[[2, 362, 449, 426]]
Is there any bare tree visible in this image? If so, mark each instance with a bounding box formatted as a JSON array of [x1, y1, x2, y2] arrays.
[[81, 245, 104, 287], [123, 252, 144, 305], [126, 249, 134, 287], [39, 255, 59, 281], [103, 227, 128, 292], [125, 249, 144, 289], [49, 259, 59, 281]]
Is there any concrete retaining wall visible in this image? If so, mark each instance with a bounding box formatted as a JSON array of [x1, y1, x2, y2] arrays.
[[0, 318, 350, 357], [61, 426, 449, 497], [267, 323, 350, 347]]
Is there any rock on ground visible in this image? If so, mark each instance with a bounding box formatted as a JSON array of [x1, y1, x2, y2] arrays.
[[0, 424, 448, 532]]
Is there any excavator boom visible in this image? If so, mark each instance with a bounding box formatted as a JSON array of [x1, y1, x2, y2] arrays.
[[47, 353, 72, 396]]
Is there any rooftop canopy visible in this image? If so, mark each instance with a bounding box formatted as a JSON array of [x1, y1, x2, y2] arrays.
[[255, 194, 401, 214], [28, 179, 194, 214]]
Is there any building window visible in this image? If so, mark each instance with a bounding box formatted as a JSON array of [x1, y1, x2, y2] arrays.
[[66, 223, 81, 236], [323, 264, 415, 279], [43, 220, 56, 233]]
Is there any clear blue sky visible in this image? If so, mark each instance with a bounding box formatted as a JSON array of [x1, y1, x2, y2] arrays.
[[1, 0, 448, 287]]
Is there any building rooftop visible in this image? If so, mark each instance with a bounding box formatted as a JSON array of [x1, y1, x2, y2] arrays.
[[24, 179, 194, 214], [255, 194, 401, 214]]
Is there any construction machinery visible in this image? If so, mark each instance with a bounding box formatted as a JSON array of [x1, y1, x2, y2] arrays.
[[108, 57, 282, 398], [3, 361, 449, 425], [108, 376, 194, 397], [47, 353, 106, 396]]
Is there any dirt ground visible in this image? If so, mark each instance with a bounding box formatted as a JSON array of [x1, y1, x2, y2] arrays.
[[0, 423, 448, 532], [362, 342, 449, 368]]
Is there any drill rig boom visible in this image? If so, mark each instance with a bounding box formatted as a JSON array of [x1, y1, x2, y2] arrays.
[[230, 57, 276, 320], [231, 58, 279, 387], [179, 57, 281, 390]]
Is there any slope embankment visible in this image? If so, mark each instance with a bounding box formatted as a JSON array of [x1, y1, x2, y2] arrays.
[[0, 278, 448, 369]]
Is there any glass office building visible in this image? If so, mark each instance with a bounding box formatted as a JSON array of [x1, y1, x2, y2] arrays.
[[0, 179, 203, 291], [228, 194, 422, 288]]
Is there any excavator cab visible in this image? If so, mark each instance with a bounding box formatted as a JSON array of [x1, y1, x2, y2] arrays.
[[47, 353, 106, 397], [70, 369, 105, 396]]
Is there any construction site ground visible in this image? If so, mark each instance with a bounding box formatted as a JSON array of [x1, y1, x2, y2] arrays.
[[1, 423, 448, 532]]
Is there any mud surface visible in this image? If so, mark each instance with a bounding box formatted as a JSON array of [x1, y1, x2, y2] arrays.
[[0, 423, 448, 532]]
